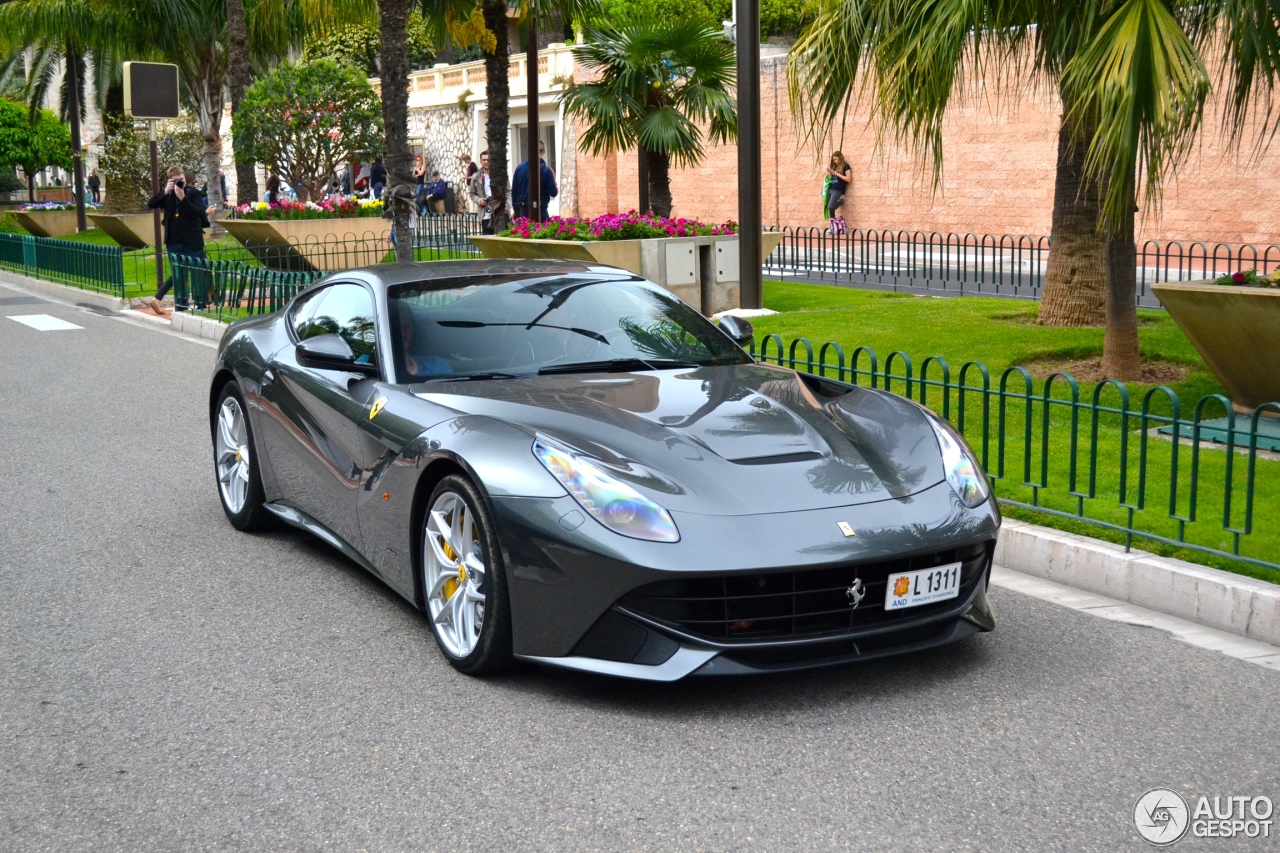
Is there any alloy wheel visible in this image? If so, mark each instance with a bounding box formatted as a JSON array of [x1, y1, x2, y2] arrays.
[[425, 491, 487, 658], [215, 396, 251, 514]]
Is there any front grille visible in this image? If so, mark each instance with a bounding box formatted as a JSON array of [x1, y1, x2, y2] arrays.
[[618, 541, 992, 642]]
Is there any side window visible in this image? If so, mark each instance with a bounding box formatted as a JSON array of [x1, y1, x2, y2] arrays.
[[290, 286, 329, 340], [307, 283, 379, 367]]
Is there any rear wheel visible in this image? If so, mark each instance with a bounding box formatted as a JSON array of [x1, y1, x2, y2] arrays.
[[212, 382, 271, 531], [423, 475, 512, 674]]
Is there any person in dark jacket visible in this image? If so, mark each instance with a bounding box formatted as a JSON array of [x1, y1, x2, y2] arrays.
[[87, 170, 101, 203], [510, 141, 558, 221], [370, 158, 387, 200], [146, 165, 210, 316], [424, 170, 448, 214]]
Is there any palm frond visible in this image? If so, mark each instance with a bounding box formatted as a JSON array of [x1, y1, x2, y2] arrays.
[[1062, 0, 1210, 229]]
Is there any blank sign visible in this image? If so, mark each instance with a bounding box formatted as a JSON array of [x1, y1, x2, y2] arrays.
[[124, 62, 180, 119], [7, 314, 83, 331]]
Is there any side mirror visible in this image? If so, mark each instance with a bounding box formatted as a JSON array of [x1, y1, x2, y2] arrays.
[[718, 314, 754, 348], [296, 333, 377, 375]]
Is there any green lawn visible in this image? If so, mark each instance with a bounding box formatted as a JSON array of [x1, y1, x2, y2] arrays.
[[753, 280, 1280, 584]]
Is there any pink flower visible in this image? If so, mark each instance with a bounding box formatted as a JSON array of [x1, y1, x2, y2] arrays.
[[1233, 271, 1246, 283]]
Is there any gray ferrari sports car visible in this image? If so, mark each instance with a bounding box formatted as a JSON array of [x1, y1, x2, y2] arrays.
[[209, 259, 999, 680]]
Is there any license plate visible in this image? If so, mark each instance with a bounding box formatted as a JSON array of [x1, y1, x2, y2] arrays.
[[884, 563, 962, 610]]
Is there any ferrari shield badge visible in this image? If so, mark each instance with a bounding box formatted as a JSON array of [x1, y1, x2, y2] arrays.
[[369, 396, 388, 420], [837, 521, 856, 537]]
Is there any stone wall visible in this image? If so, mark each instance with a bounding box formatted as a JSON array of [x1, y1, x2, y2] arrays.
[[408, 103, 475, 185], [571, 53, 1280, 247]]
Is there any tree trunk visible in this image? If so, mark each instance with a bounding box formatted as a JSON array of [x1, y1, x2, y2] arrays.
[[647, 149, 671, 218], [1037, 117, 1107, 327], [1102, 165, 1141, 380], [66, 51, 87, 232], [482, 0, 511, 234], [188, 44, 228, 234], [226, 0, 257, 206], [378, 0, 414, 261]]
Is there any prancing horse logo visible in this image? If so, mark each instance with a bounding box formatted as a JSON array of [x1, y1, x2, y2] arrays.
[[846, 578, 866, 609]]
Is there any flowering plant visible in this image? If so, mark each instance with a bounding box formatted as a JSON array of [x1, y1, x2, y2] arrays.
[[1214, 268, 1280, 288], [20, 201, 101, 212], [500, 211, 737, 242], [231, 196, 384, 221]]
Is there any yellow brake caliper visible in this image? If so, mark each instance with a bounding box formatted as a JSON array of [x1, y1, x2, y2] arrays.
[[440, 508, 467, 601]]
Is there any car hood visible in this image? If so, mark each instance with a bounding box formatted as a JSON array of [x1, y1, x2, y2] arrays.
[[413, 363, 946, 515]]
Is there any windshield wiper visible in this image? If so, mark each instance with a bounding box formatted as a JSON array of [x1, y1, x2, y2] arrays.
[[538, 358, 701, 376], [421, 371, 520, 382]]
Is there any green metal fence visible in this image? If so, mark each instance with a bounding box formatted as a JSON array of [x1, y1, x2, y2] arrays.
[[0, 232, 126, 296], [171, 254, 324, 322], [752, 334, 1280, 575]]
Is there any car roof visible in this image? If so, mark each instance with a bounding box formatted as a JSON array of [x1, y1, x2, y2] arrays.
[[329, 259, 634, 292]]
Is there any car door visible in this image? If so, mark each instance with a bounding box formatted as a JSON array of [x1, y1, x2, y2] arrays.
[[259, 281, 384, 551]]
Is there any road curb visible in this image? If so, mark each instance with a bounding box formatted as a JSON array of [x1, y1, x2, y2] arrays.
[[0, 269, 127, 312], [995, 518, 1280, 647], [169, 311, 229, 342]]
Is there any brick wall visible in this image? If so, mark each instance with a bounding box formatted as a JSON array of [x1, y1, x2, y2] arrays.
[[571, 54, 1280, 247]]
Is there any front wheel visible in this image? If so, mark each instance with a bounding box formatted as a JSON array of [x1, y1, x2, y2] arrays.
[[212, 382, 272, 531], [423, 475, 512, 674]]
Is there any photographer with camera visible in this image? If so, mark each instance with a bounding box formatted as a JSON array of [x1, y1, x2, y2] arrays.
[[146, 165, 211, 316]]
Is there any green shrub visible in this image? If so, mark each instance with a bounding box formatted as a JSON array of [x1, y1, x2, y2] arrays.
[[760, 0, 818, 38], [0, 211, 26, 233]]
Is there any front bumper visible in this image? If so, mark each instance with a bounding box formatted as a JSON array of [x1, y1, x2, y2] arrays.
[[492, 481, 999, 681]]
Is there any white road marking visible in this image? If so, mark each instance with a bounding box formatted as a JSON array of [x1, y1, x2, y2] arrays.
[[7, 313, 84, 331], [991, 565, 1280, 672]]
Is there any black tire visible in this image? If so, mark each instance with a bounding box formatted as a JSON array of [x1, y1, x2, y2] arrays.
[[422, 474, 513, 674], [212, 381, 273, 532]]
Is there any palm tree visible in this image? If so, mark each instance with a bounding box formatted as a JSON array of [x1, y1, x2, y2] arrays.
[[787, 1, 1280, 380], [0, 0, 129, 230], [560, 21, 737, 217], [450, 0, 600, 233], [227, 0, 257, 204]]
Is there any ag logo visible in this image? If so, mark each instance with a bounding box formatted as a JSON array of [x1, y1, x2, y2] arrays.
[[369, 396, 388, 420], [1134, 789, 1190, 846], [837, 521, 856, 537], [845, 578, 865, 609]]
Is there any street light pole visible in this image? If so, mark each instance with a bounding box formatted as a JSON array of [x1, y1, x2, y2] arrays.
[[735, 0, 761, 310]]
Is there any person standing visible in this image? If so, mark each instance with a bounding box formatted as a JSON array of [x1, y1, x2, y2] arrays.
[[146, 165, 210, 316], [459, 153, 478, 212], [87, 170, 101, 203], [825, 151, 852, 235], [265, 171, 280, 204], [411, 155, 427, 213], [469, 151, 494, 234], [370, 158, 387, 201], [511, 141, 558, 222]]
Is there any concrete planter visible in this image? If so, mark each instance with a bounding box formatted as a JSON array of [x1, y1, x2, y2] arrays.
[[1152, 281, 1280, 411], [469, 232, 785, 314], [89, 213, 160, 249], [14, 210, 80, 238], [222, 218, 388, 272]]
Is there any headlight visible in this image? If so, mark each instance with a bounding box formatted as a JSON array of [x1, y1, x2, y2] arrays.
[[928, 416, 990, 508], [533, 438, 681, 543]]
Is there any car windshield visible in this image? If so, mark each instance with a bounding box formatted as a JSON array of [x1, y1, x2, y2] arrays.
[[387, 274, 752, 382]]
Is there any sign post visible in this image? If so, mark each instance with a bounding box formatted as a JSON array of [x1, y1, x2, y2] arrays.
[[124, 62, 180, 298]]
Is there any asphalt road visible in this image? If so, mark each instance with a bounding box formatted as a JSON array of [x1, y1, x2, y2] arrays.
[[2, 284, 1279, 852]]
